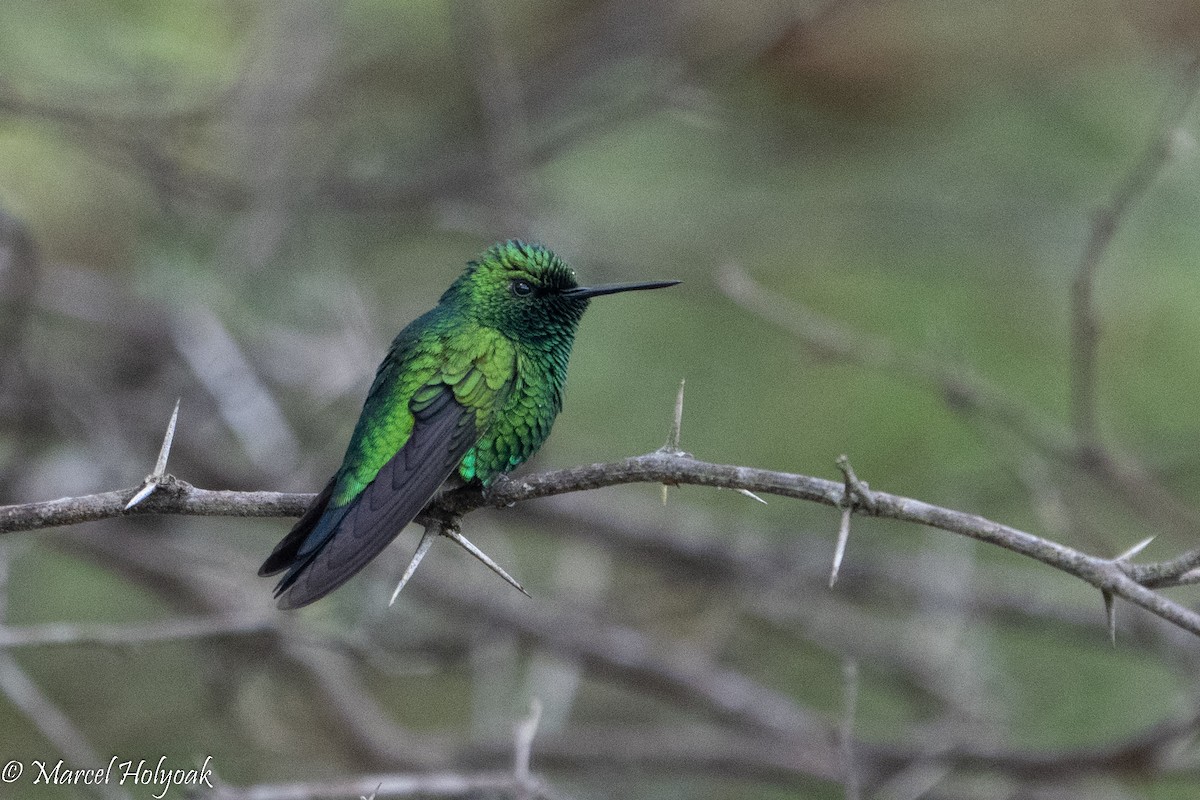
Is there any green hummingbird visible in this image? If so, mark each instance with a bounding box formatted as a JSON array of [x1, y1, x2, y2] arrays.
[[259, 240, 679, 608]]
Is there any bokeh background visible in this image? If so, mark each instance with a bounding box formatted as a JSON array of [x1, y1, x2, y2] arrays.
[[3, 1, 1200, 798]]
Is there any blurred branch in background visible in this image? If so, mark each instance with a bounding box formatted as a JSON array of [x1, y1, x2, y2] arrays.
[[0, 545, 132, 800], [1070, 54, 1200, 450], [0, 83, 243, 208], [0, 206, 45, 499], [718, 260, 1200, 539], [452, 0, 535, 233], [217, 0, 339, 273]]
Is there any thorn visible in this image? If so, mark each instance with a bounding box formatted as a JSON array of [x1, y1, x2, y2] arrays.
[[442, 527, 530, 597], [124, 399, 181, 510], [154, 398, 181, 477], [123, 482, 157, 511], [657, 378, 688, 457], [831, 454, 870, 588], [1103, 590, 1116, 647], [830, 507, 851, 588], [668, 378, 685, 451], [836, 454, 876, 513], [1112, 535, 1155, 563], [736, 488, 767, 505], [389, 527, 435, 605], [659, 379, 688, 504]]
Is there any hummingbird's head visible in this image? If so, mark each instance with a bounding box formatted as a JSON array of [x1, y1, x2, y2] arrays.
[[442, 241, 679, 345]]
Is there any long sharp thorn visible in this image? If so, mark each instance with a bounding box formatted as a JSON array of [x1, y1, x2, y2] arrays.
[[737, 488, 767, 504], [390, 528, 435, 605], [669, 378, 685, 451], [658, 378, 686, 458], [1103, 590, 1116, 647], [125, 399, 183, 511], [154, 399, 181, 477], [830, 507, 851, 588], [443, 528, 530, 597], [124, 483, 157, 511], [1114, 536, 1155, 563]]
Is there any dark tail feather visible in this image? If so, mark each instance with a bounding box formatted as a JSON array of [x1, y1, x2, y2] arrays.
[[263, 386, 477, 609], [258, 478, 336, 577]]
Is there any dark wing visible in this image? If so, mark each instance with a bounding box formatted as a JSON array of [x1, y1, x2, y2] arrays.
[[270, 386, 479, 609]]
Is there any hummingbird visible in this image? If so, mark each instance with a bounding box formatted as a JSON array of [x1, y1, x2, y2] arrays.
[[259, 240, 680, 608]]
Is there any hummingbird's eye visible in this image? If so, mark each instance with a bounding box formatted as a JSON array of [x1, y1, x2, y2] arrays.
[[511, 279, 534, 297]]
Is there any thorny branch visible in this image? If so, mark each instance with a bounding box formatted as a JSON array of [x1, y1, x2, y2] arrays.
[[708, 54, 1200, 648], [3, 447, 1200, 637], [718, 260, 1200, 539]]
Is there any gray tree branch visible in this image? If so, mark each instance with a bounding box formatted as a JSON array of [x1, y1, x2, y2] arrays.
[[3, 449, 1199, 636]]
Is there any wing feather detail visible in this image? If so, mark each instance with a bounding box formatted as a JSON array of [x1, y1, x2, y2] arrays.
[[263, 329, 517, 609], [273, 385, 478, 609]]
